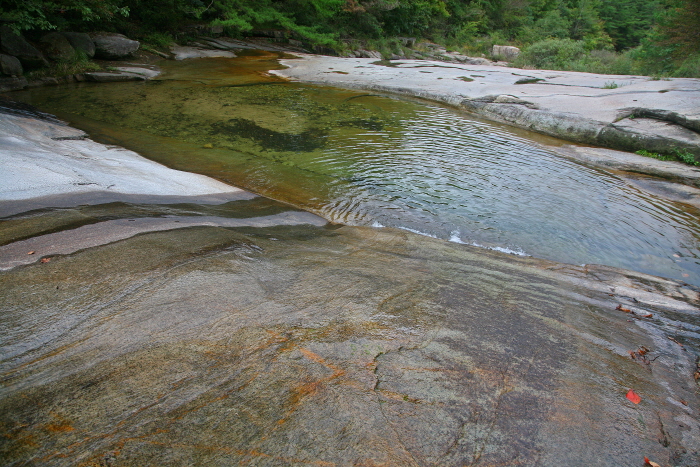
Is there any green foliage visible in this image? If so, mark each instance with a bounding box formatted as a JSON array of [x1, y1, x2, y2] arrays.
[[142, 32, 174, 49], [380, 0, 450, 36], [208, 0, 343, 46], [0, 0, 129, 33], [635, 148, 700, 166], [598, 0, 659, 50], [26, 49, 101, 78], [673, 55, 700, 78], [2, 0, 696, 77], [514, 38, 586, 69], [674, 148, 700, 166], [635, 149, 674, 161], [654, 0, 700, 56]]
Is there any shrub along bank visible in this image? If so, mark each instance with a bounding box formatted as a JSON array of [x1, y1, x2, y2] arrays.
[[0, 0, 698, 77]]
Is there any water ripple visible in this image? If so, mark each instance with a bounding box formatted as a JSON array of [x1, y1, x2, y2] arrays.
[[309, 106, 700, 284], [12, 76, 700, 285]]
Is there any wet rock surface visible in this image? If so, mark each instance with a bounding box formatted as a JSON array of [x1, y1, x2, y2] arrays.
[[0, 222, 698, 466], [2, 54, 700, 466]]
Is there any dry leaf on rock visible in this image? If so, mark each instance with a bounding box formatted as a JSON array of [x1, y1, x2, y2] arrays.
[[626, 389, 641, 404]]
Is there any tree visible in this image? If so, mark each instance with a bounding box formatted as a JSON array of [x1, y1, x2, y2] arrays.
[[656, 0, 700, 54], [0, 0, 129, 32]]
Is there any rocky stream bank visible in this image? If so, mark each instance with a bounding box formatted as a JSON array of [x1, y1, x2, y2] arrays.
[[1, 32, 700, 467]]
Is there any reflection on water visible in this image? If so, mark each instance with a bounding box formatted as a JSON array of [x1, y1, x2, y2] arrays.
[[10, 52, 700, 285]]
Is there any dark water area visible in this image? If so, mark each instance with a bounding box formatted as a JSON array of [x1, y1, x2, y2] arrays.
[[10, 51, 700, 285]]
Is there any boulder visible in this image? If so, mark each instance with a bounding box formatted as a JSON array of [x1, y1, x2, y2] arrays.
[[355, 49, 382, 59], [398, 37, 416, 48], [249, 29, 288, 40], [61, 32, 95, 58], [91, 33, 139, 60], [39, 32, 75, 61], [0, 76, 28, 92], [0, 25, 49, 69], [492, 45, 521, 61], [466, 57, 494, 66], [0, 53, 22, 77]]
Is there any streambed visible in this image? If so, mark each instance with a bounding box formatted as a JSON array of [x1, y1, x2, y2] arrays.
[[2, 52, 700, 466], [9, 51, 700, 286]]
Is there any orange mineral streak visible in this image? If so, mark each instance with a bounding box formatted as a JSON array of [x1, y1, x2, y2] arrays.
[[45, 424, 75, 433]]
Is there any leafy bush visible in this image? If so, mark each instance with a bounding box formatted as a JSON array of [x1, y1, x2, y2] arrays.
[[514, 38, 587, 70], [27, 50, 101, 79], [143, 32, 174, 49], [673, 55, 700, 78], [635, 149, 700, 166], [0, 0, 129, 33]]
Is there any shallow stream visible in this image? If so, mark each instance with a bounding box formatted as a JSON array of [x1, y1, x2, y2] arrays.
[[11, 51, 700, 285], [4, 51, 700, 466]]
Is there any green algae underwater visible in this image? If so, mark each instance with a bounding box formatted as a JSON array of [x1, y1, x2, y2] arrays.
[[10, 51, 700, 286], [1, 52, 700, 466]]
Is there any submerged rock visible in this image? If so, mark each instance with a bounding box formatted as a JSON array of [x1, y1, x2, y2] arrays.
[[1, 95, 699, 467]]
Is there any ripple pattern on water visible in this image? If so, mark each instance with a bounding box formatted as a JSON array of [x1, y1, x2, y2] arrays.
[[298, 106, 700, 284], [9, 56, 700, 285]]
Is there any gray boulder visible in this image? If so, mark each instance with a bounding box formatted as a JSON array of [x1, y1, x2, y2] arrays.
[[355, 49, 382, 59], [492, 45, 521, 62], [39, 32, 75, 61], [0, 76, 28, 92], [91, 33, 139, 59], [398, 37, 416, 48], [61, 32, 95, 58], [0, 53, 23, 77], [0, 25, 49, 69]]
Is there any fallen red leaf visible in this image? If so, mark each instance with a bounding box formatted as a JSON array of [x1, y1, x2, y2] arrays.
[[644, 456, 661, 467], [627, 389, 641, 404], [642, 313, 653, 318], [616, 304, 632, 313], [27, 251, 35, 255], [40, 257, 51, 264]]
